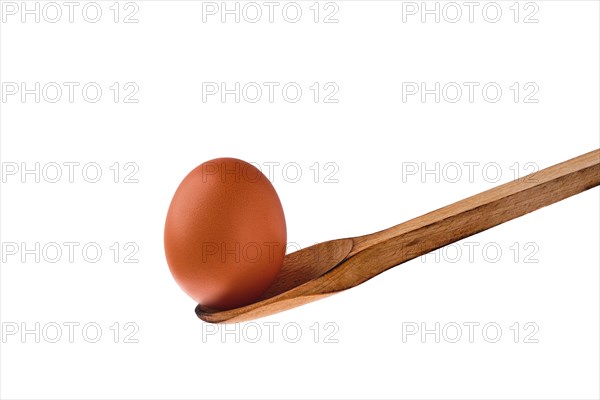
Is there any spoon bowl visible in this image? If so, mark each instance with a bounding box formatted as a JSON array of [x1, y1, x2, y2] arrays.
[[196, 238, 353, 323]]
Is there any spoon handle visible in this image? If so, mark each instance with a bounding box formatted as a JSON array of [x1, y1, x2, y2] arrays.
[[325, 149, 600, 292]]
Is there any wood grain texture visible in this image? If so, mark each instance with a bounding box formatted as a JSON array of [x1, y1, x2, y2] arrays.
[[197, 149, 600, 323]]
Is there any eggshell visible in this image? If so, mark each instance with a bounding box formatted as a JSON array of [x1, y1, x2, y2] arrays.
[[164, 158, 287, 310]]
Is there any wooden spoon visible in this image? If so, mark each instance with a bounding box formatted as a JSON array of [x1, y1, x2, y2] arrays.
[[197, 149, 600, 324]]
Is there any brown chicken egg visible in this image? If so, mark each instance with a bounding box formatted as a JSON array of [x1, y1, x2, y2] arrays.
[[164, 158, 287, 310]]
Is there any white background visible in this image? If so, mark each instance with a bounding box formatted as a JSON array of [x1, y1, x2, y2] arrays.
[[1, 1, 599, 399]]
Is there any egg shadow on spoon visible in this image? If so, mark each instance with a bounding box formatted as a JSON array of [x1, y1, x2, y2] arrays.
[[195, 238, 354, 323]]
